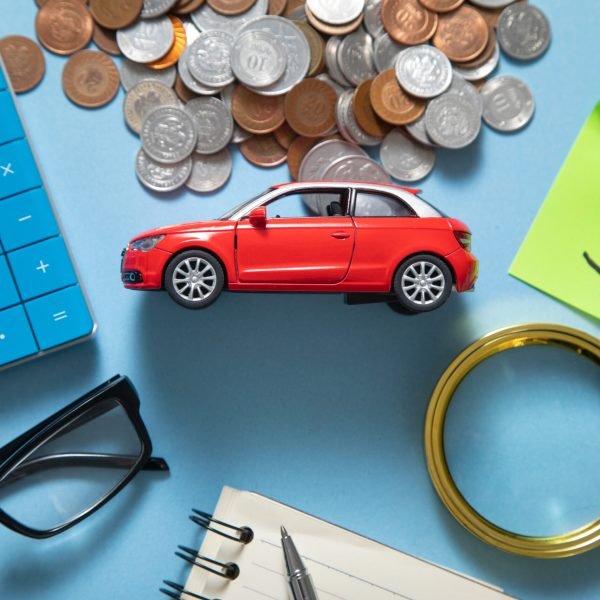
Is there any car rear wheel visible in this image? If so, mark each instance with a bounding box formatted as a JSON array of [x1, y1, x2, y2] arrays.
[[164, 250, 224, 309], [393, 254, 452, 313]]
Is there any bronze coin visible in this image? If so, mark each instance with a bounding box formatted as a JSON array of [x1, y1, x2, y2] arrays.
[[305, 6, 363, 36], [174, 74, 199, 102], [36, 0, 94, 55], [458, 25, 495, 69], [0, 36, 46, 93], [89, 0, 143, 30], [287, 135, 321, 180], [284, 0, 304, 15], [274, 121, 298, 150], [241, 135, 288, 168], [36, 0, 88, 5], [207, 0, 257, 15], [173, 0, 206, 14], [370, 69, 425, 126], [433, 5, 489, 62], [147, 16, 187, 70], [62, 49, 120, 108], [419, 0, 464, 13], [93, 24, 120, 56], [382, 0, 438, 45], [352, 80, 392, 138], [232, 85, 285, 134], [268, 0, 287, 15], [284, 78, 337, 138], [295, 21, 325, 77]]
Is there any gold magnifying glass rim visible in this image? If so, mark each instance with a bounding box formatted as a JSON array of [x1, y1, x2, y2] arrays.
[[424, 323, 600, 559]]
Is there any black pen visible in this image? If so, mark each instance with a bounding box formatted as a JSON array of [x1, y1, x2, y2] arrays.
[[281, 526, 320, 600]]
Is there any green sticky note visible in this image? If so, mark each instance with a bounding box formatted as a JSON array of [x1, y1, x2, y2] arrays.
[[510, 103, 600, 320]]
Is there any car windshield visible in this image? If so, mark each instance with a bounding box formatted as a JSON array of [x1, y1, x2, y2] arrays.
[[219, 190, 268, 220]]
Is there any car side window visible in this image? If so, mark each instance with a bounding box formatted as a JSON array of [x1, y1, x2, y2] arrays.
[[266, 190, 348, 219], [354, 191, 414, 217]]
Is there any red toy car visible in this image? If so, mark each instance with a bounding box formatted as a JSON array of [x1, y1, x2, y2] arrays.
[[121, 181, 477, 312]]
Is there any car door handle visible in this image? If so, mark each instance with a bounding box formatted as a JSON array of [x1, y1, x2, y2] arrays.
[[331, 232, 351, 240]]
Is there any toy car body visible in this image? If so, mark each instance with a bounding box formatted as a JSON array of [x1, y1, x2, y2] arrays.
[[121, 181, 478, 312]]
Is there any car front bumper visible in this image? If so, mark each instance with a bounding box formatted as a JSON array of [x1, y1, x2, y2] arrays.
[[121, 247, 172, 290]]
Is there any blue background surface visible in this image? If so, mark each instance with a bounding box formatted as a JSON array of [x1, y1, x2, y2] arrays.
[[1, 2, 599, 599]]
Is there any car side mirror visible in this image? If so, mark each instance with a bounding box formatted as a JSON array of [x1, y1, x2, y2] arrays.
[[249, 206, 267, 228]]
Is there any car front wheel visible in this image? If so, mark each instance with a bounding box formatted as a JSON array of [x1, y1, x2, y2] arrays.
[[393, 254, 452, 313], [164, 250, 224, 309]]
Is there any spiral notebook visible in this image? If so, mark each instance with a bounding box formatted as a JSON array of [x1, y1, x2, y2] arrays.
[[165, 486, 516, 600]]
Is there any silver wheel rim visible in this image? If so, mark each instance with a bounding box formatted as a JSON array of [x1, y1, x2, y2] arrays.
[[172, 257, 217, 302], [401, 261, 446, 306]]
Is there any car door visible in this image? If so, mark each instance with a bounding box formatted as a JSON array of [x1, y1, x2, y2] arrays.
[[235, 187, 355, 284]]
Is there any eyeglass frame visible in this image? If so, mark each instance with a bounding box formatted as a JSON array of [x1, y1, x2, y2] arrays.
[[0, 374, 169, 539]]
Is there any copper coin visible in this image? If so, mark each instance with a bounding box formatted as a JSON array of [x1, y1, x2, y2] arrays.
[[175, 74, 199, 102], [458, 24, 495, 69], [89, 0, 143, 30], [241, 135, 287, 168], [285, 78, 337, 138], [268, 0, 287, 15], [295, 21, 325, 77], [287, 135, 321, 179], [419, 0, 464, 13], [352, 80, 392, 138], [434, 5, 489, 62], [284, 0, 305, 15], [62, 50, 120, 108], [36, 0, 87, 5], [382, 0, 438, 45], [0, 36, 46, 93], [207, 0, 257, 15], [370, 69, 425, 126], [274, 122, 298, 149], [306, 6, 363, 36], [232, 85, 285, 134], [36, 0, 94, 55], [173, 0, 206, 14], [147, 16, 186, 70], [93, 24, 120, 56]]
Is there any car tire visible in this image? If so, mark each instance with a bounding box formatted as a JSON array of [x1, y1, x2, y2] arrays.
[[393, 254, 453, 313], [164, 250, 225, 309]]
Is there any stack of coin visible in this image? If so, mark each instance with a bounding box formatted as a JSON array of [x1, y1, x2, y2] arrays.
[[18, 0, 551, 195]]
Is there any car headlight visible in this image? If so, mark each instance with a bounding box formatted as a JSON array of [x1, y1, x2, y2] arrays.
[[130, 235, 165, 252]]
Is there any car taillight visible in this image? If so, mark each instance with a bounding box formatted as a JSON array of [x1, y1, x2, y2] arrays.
[[454, 231, 471, 252]]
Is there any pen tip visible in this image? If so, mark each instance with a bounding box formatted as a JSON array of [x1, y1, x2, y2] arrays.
[[281, 525, 288, 538]]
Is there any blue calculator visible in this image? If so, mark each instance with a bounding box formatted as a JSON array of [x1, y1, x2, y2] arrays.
[[0, 57, 95, 370]]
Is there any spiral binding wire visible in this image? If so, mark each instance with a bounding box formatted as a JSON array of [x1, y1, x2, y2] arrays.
[[160, 580, 217, 600], [190, 509, 254, 544]]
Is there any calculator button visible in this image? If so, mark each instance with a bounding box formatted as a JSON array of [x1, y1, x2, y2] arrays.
[[0, 304, 38, 366], [25, 285, 93, 351], [8, 237, 77, 301], [0, 139, 41, 200], [0, 187, 59, 251], [0, 91, 24, 146], [0, 255, 20, 310]]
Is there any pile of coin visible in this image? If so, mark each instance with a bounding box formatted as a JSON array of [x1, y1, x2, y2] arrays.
[[3, 0, 551, 195]]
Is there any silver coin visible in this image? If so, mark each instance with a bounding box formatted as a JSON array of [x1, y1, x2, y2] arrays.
[[374, 33, 406, 73], [141, 0, 178, 19], [184, 97, 233, 154], [396, 45, 452, 99], [325, 37, 352, 87], [141, 106, 198, 163], [191, 0, 268, 36], [425, 93, 481, 149], [337, 28, 376, 87], [286, 7, 307, 21], [497, 3, 551, 61], [453, 41, 500, 81], [447, 74, 483, 118], [299, 138, 367, 182], [316, 73, 347, 98], [116, 17, 174, 64], [186, 148, 233, 193], [337, 90, 382, 147], [306, 0, 365, 25], [324, 155, 391, 184], [120, 59, 176, 92], [220, 84, 252, 143], [231, 30, 287, 89], [380, 128, 435, 182], [481, 75, 535, 132], [187, 30, 235, 88], [136, 149, 192, 192], [124, 80, 179, 134], [178, 46, 223, 96], [364, 0, 385, 38], [236, 17, 310, 96], [405, 113, 436, 147], [469, 0, 515, 8], [183, 20, 202, 45]]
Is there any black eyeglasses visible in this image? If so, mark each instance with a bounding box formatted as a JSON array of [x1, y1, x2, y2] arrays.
[[0, 375, 169, 539]]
